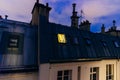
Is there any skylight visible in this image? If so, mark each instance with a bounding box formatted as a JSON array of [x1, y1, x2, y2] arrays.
[[114, 41, 119, 47], [102, 41, 107, 47], [73, 37, 79, 44], [86, 39, 91, 45]]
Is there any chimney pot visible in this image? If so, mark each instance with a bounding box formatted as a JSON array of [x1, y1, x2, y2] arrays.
[[46, 3, 49, 7], [5, 15, 8, 20], [0, 15, 2, 19]]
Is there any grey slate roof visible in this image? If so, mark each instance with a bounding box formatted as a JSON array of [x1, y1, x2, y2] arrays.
[[39, 16, 120, 63]]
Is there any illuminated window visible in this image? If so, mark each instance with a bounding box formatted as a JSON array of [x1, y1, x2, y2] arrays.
[[57, 34, 67, 43], [106, 64, 114, 80], [90, 67, 99, 80], [57, 70, 72, 80]]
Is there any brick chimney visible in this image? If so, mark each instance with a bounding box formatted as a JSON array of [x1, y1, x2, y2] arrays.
[[79, 20, 91, 31], [101, 24, 105, 33], [31, 1, 51, 26], [71, 3, 79, 28]]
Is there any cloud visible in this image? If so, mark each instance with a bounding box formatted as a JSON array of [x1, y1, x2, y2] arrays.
[[0, 0, 35, 22], [1, 0, 120, 32], [80, 0, 120, 23], [42, 0, 120, 32]]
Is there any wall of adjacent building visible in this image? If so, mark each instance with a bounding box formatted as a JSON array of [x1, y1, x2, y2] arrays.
[[0, 72, 38, 80], [39, 59, 120, 80], [0, 20, 38, 67]]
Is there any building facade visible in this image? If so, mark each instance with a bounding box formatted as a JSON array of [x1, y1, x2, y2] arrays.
[[36, 2, 120, 80]]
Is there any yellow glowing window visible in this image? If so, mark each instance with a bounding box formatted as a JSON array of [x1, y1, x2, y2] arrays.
[[57, 34, 67, 43]]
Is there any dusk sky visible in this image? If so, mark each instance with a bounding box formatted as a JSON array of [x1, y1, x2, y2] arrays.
[[0, 0, 120, 32]]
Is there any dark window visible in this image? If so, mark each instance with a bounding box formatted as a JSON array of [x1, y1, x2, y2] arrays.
[[101, 41, 110, 56], [8, 35, 19, 48], [86, 39, 91, 45], [6, 33, 24, 54], [78, 67, 81, 80], [72, 37, 79, 44], [114, 41, 119, 47], [102, 41, 107, 47]]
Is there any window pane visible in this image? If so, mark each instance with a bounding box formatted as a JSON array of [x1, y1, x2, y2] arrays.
[[58, 71, 62, 76], [90, 74, 92, 80], [57, 77, 62, 80], [114, 41, 119, 47], [102, 42, 107, 47], [106, 64, 114, 80], [93, 74, 96, 80], [64, 70, 69, 75], [90, 67, 99, 80], [86, 39, 91, 45], [109, 75, 112, 79], [109, 65, 111, 74], [64, 76, 68, 80], [57, 34, 67, 43], [73, 37, 79, 44], [93, 68, 96, 72], [90, 68, 92, 73]]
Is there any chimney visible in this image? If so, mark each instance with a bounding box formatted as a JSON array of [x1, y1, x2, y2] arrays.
[[36, 0, 39, 3], [71, 3, 79, 28], [5, 15, 8, 20], [0, 15, 3, 19], [73, 3, 76, 13], [79, 20, 91, 31], [101, 24, 105, 33], [31, 2, 51, 26], [109, 20, 117, 31]]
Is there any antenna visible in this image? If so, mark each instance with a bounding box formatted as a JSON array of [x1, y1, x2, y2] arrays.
[[80, 10, 84, 23]]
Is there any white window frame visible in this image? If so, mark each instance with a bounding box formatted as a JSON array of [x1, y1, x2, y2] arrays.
[[57, 70, 72, 80], [90, 67, 99, 80], [106, 64, 114, 80]]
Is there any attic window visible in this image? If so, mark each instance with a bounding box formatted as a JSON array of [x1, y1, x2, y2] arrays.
[[72, 37, 79, 44], [102, 41, 107, 47], [86, 38, 91, 45], [114, 41, 119, 47], [57, 34, 67, 43]]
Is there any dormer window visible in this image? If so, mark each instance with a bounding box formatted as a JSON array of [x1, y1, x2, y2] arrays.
[[86, 38, 91, 45], [8, 35, 19, 48], [57, 34, 67, 43], [102, 41, 107, 47], [72, 37, 79, 44], [114, 41, 119, 47]]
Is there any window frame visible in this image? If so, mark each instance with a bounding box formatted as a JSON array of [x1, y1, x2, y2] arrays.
[[90, 67, 99, 80], [106, 64, 114, 80], [57, 70, 72, 80]]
